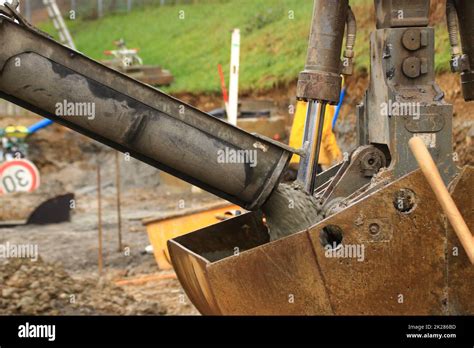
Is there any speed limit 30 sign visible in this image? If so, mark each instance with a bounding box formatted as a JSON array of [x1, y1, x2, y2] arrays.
[[0, 159, 41, 194]]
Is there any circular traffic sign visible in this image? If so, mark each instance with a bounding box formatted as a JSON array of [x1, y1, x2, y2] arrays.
[[0, 159, 40, 194]]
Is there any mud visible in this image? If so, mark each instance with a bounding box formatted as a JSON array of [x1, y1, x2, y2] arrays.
[[0, 186, 205, 316], [0, 257, 165, 315], [262, 182, 322, 241]]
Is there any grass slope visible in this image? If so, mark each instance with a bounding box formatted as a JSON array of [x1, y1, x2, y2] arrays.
[[40, 0, 451, 94]]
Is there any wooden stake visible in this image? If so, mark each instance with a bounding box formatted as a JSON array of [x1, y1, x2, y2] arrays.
[[409, 136, 474, 264], [97, 163, 103, 274], [115, 151, 123, 252]]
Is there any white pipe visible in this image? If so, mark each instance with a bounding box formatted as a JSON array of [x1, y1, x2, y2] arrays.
[[228, 28, 240, 126]]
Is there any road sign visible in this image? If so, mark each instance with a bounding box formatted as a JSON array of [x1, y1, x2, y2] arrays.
[[0, 159, 40, 194]]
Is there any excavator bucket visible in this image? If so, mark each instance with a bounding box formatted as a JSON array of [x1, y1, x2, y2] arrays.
[[169, 167, 474, 315]]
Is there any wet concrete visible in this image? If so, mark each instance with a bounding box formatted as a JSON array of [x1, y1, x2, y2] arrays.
[[262, 182, 322, 241]]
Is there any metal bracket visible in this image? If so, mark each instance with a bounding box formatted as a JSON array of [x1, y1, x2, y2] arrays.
[[0, 0, 52, 38], [1, 1, 29, 27], [316, 145, 387, 216]]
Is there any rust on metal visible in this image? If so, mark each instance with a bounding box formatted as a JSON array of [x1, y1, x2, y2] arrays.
[[447, 166, 474, 314]]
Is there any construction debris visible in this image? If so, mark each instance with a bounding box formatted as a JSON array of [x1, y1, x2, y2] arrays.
[[0, 257, 165, 315]]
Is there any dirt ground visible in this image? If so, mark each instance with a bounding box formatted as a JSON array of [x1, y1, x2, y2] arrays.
[[0, 72, 472, 316], [0, 118, 211, 315], [0, 166, 207, 315]]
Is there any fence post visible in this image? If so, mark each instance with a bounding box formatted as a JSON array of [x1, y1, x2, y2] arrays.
[[127, 0, 133, 12], [228, 28, 241, 126], [70, 0, 76, 13], [24, 0, 32, 22], [97, 0, 103, 18]]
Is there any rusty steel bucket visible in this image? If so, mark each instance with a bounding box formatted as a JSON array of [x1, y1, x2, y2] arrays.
[[168, 167, 474, 315]]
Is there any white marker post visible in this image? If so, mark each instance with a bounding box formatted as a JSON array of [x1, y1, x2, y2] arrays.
[[228, 28, 240, 126]]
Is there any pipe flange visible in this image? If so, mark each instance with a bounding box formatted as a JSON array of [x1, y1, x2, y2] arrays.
[[358, 147, 387, 177], [296, 70, 342, 104]]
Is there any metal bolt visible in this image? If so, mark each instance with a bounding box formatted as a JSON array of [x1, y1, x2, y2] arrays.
[[369, 223, 380, 236]]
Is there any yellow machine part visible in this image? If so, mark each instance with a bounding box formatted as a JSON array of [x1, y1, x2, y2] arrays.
[[4, 125, 29, 138], [289, 100, 342, 167], [143, 204, 241, 270]]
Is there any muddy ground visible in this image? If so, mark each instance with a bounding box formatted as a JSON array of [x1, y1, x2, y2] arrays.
[[0, 116, 213, 315], [0, 72, 472, 316], [0, 166, 206, 315]]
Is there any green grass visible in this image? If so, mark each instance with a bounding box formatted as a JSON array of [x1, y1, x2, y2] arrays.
[[39, 0, 452, 94]]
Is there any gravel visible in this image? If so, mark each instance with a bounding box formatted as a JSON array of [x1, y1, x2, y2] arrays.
[[0, 257, 166, 315]]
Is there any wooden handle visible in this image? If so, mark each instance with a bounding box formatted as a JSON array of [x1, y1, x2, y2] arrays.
[[409, 137, 474, 264]]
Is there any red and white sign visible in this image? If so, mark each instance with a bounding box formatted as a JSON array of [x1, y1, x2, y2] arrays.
[[0, 159, 41, 194]]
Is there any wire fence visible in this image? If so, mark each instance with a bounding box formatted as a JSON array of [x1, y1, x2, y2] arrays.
[[22, 0, 231, 21]]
